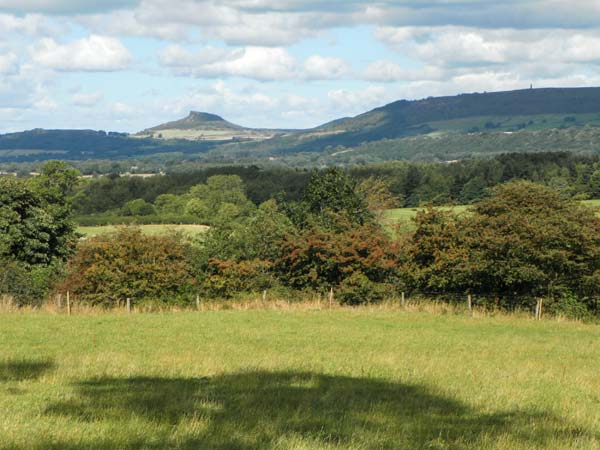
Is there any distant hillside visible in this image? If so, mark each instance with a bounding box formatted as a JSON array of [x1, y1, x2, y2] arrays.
[[265, 87, 600, 154], [4, 87, 600, 165], [146, 112, 243, 131], [0, 129, 219, 163], [137, 111, 285, 141]]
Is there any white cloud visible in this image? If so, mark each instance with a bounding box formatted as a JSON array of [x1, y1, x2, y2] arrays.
[[303, 55, 348, 80], [76, 0, 345, 46], [376, 26, 600, 66], [0, 52, 18, 74], [160, 45, 297, 81], [71, 92, 103, 107], [363, 60, 447, 83], [111, 101, 135, 116], [0, 13, 56, 36], [30, 35, 132, 71], [160, 45, 350, 81], [327, 85, 389, 113]]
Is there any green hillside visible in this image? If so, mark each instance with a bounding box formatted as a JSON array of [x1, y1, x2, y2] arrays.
[[4, 87, 600, 165]]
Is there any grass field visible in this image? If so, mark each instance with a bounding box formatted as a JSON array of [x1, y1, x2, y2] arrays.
[[77, 224, 209, 237], [384, 200, 600, 230], [0, 310, 598, 449]]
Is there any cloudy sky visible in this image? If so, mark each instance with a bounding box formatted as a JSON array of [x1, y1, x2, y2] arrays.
[[1, 0, 600, 132]]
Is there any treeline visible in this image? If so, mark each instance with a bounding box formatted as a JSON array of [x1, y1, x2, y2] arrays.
[[2, 162, 599, 319], [70, 152, 600, 225]]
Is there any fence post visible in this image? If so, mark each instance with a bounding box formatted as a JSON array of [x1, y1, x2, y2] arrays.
[[126, 297, 131, 313], [262, 290, 267, 302], [467, 294, 472, 311], [57, 293, 62, 309], [538, 298, 543, 320], [329, 287, 334, 308], [401, 292, 406, 307], [66, 291, 71, 316], [535, 299, 540, 320], [196, 295, 200, 311]]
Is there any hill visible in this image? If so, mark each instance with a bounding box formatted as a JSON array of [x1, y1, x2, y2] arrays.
[[137, 111, 285, 141], [4, 87, 600, 165]]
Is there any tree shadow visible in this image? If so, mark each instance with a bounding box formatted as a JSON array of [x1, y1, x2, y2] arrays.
[[11, 370, 596, 449], [0, 358, 55, 382]]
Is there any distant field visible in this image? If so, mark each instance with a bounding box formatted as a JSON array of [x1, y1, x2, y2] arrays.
[[78, 224, 209, 237], [385, 200, 600, 229], [0, 310, 598, 450], [383, 205, 469, 230], [77, 201, 600, 236]]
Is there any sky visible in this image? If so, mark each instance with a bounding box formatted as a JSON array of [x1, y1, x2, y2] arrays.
[[1, 0, 600, 133]]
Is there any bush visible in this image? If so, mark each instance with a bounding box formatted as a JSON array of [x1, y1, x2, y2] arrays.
[[403, 181, 600, 314], [337, 271, 390, 305], [63, 227, 195, 306], [201, 259, 274, 299], [277, 217, 400, 291], [0, 259, 63, 306]]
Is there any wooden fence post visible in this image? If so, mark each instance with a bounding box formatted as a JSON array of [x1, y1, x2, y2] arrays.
[[401, 292, 406, 307], [126, 297, 131, 313], [66, 291, 71, 316], [262, 290, 267, 302], [467, 294, 472, 311], [196, 295, 200, 311], [57, 293, 62, 309], [329, 287, 334, 308]]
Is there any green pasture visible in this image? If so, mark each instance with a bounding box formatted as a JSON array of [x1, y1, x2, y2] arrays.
[[76, 200, 600, 237], [384, 200, 600, 230], [77, 224, 209, 237], [0, 310, 598, 450]]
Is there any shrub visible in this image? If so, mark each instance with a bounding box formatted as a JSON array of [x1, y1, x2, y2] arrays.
[[201, 259, 274, 299], [277, 217, 400, 291], [403, 181, 600, 315], [63, 227, 195, 306], [0, 259, 63, 306], [337, 271, 389, 305]]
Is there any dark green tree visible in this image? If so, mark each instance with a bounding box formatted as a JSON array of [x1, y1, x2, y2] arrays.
[[302, 168, 372, 227]]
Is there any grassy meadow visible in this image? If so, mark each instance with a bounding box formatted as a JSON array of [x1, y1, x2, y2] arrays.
[[77, 224, 209, 237], [0, 309, 598, 450], [384, 199, 600, 230]]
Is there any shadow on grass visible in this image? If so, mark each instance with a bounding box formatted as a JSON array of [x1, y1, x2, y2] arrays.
[[0, 359, 55, 382], [8, 371, 595, 449]]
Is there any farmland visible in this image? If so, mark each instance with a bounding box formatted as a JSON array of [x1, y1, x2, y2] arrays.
[[0, 309, 599, 450], [383, 199, 600, 230], [76, 200, 600, 236], [77, 224, 209, 237]]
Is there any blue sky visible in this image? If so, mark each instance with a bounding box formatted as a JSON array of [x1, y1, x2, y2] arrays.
[[1, 0, 600, 132]]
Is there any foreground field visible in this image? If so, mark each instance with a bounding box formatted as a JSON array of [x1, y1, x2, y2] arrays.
[[78, 223, 209, 237], [0, 310, 598, 450]]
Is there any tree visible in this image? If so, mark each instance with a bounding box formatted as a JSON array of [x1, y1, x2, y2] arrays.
[[459, 176, 487, 204], [589, 169, 600, 198], [0, 175, 76, 265], [276, 216, 400, 293], [404, 181, 600, 315], [121, 199, 155, 216], [188, 175, 255, 224], [301, 168, 372, 227], [0, 162, 79, 303], [357, 177, 400, 219]]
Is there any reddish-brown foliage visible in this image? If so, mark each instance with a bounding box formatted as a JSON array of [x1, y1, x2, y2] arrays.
[[62, 227, 195, 305]]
